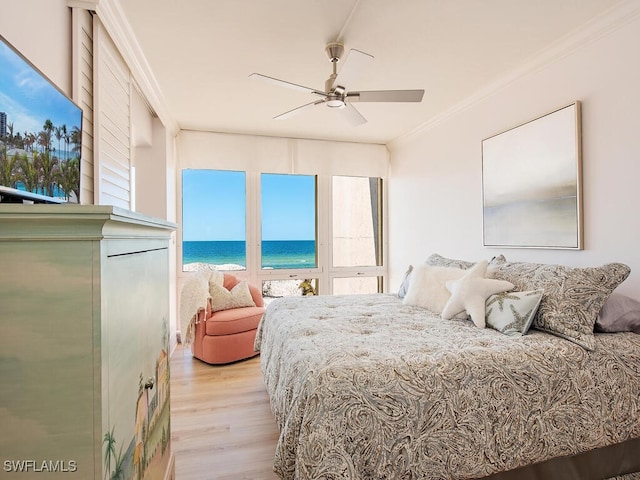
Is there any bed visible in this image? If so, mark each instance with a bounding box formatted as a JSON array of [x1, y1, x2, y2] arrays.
[[254, 256, 640, 480]]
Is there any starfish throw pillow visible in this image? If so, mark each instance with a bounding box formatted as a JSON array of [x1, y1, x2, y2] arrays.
[[441, 260, 514, 328]]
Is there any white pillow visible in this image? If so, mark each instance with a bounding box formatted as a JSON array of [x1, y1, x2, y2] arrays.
[[209, 281, 256, 312], [403, 264, 466, 313]]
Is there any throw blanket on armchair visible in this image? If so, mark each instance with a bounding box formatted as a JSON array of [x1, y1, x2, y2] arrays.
[[179, 269, 224, 345]]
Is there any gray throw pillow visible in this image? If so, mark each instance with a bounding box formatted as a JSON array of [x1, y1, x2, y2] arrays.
[[595, 293, 640, 334], [425, 253, 475, 270], [426, 253, 505, 270], [488, 256, 630, 350]]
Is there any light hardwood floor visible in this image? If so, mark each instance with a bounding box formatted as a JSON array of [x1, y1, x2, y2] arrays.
[[170, 346, 280, 480]]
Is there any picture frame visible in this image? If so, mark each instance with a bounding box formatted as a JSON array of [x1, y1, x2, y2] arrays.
[[482, 102, 582, 249]]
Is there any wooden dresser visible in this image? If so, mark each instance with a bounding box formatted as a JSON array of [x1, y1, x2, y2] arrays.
[[0, 205, 176, 479]]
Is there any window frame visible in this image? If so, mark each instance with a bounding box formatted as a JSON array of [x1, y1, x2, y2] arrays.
[[327, 175, 385, 294], [178, 169, 387, 296]]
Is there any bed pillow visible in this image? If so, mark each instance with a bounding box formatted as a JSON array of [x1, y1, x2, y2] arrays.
[[402, 263, 466, 314], [488, 256, 631, 350], [209, 281, 256, 312], [397, 265, 413, 299], [595, 293, 640, 334], [426, 253, 506, 270], [486, 289, 544, 336], [425, 253, 475, 270]]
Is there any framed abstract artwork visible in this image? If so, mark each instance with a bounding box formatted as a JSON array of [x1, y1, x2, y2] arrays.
[[482, 102, 582, 249]]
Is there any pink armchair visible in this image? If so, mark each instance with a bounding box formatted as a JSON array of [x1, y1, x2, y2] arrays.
[[191, 273, 265, 364]]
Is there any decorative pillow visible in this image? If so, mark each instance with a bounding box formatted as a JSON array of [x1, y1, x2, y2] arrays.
[[402, 264, 467, 315], [441, 260, 514, 328], [397, 265, 413, 299], [595, 293, 640, 334], [486, 289, 544, 336], [209, 281, 256, 312], [426, 253, 506, 270], [488, 256, 631, 350], [425, 253, 475, 270]]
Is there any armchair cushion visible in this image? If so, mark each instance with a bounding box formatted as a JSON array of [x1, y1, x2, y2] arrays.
[[205, 306, 266, 336]]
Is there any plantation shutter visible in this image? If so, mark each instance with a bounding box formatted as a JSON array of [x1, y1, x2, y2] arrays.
[[93, 17, 131, 208], [71, 7, 95, 205]]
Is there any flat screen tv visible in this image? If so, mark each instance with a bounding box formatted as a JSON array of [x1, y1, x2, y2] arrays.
[[0, 34, 82, 204]]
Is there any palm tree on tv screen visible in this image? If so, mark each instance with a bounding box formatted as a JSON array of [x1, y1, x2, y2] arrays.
[[1, 117, 80, 200]]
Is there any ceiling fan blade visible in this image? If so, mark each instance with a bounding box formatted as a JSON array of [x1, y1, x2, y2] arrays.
[[340, 102, 367, 126], [274, 99, 325, 120], [331, 49, 374, 89], [347, 89, 425, 103], [249, 73, 325, 96]]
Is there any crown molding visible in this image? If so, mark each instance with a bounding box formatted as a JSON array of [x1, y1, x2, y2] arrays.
[[388, 0, 640, 151], [69, 0, 180, 136], [67, 0, 98, 10]]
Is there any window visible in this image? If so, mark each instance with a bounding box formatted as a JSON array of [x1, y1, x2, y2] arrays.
[[332, 176, 382, 267], [180, 169, 385, 297], [260, 173, 317, 270], [181, 169, 246, 271], [329, 175, 383, 295]]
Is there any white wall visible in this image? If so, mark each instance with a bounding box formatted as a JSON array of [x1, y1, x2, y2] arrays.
[[388, 10, 640, 299]]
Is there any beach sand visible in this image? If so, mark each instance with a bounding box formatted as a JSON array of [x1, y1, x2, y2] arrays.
[[184, 262, 245, 272]]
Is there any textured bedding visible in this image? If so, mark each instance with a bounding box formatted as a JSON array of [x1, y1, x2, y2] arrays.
[[254, 294, 640, 480]]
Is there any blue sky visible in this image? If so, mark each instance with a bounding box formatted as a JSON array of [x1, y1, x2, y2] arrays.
[[182, 170, 316, 242], [0, 38, 81, 136]]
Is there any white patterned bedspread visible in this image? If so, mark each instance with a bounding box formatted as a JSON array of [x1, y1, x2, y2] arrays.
[[254, 294, 640, 480]]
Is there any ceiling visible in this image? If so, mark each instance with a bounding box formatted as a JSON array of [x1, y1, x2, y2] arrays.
[[115, 0, 624, 145]]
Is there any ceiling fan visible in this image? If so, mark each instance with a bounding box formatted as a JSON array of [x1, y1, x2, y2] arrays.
[[249, 42, 425, 126]]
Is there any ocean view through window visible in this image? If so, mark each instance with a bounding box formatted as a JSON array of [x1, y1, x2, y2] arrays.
[[181, 168, 384, 296], [182, 170, 317, 272], [261, 173, 317, 270], [182, 169, 247, 271]]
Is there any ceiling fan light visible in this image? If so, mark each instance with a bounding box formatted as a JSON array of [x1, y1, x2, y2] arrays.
[[326, 98, 345, 108]]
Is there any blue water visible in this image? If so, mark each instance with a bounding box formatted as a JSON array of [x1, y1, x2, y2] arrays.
[[14, 181, 68, 200], [183, 240, 316, 269]]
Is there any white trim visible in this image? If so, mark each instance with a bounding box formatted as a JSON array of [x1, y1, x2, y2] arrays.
[[67, 0, 98, 10], [92, 15, 102, 204]]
